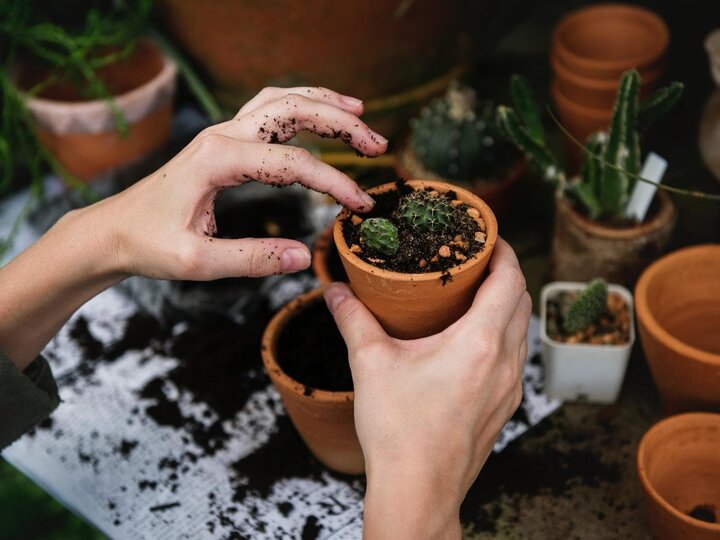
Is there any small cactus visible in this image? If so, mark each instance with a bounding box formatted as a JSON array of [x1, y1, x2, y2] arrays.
[[397, 190, 454, 233], [410, 81, 517, 181], [359, 218, 400, 257], [563, 279, 608, 334]]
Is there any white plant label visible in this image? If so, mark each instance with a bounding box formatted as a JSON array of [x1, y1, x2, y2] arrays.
[[624, 152, 667, 221]]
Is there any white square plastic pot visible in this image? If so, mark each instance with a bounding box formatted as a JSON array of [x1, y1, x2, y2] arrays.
[[540, 281, 635, 404]]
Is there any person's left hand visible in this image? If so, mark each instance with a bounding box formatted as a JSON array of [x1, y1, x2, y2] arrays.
[[77, 86, 387, 281]]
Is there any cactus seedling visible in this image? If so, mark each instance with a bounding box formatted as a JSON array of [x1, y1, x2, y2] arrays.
[[496, 71, 683, 221], [359, 218, 400, 257], [397, 190, 455, 233], [563, 279, 608, 334]]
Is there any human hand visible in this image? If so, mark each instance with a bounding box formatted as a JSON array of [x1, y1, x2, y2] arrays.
[[83, 86, 387, 281], [324, 238, 531, 539]]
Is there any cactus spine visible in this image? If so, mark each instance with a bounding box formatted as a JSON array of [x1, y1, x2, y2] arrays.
[[496, 71, 683, 221], [359, 218, 400, 257], [397, 191, 454, 233], [563, 279, 608, 333]]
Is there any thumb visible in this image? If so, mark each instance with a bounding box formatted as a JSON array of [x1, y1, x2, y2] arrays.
[[324, 282, 387, 357]]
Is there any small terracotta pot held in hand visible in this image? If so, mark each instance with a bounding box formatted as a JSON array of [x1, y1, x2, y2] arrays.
[[635, 244, 720, 414], [637, 412, 720, 539], [550, 191, 676, 287], [261, 287, 363, 474], [334, 179, 498, 340]]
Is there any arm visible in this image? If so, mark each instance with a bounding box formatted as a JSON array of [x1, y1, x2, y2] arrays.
[[325, 239, 531, 539], [0, 86, 387, 371]]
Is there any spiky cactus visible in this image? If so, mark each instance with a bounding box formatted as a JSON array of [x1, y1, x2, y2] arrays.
[[496, 72, 683, 221], [397, 191, 454, 233], [410, 81, 516, 181], [359, 218, 400, 256], [563, 279, 608, 333]]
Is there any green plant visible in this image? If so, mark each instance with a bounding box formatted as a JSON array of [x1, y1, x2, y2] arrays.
[[410, 81, 518, 181], [397, 190, 454, 233], [563, 279, 608, 333], [359, 218, 400, 257], [496, 71, 683, 221]]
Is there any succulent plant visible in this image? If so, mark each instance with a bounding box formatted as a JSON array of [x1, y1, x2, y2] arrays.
[[397, 190, 454, 233], [410, 81, 517, 181], [563, 279, 608, 333], [496, 71, 683, 221], [359, 218, 400, 257]]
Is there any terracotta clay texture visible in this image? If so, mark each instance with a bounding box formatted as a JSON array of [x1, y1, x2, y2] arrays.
[[635, 245, 720, 413], [550, 191, 676, 287], [334, 180, 498, 340], [261, 288, 363, 475], [637, 413, 720, 539], [396, 144, 528, 217], [17, 39, 176, 181]]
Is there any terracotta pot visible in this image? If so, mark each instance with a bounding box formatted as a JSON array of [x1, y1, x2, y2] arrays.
[[637, 412, 720, 539], [334, 180, 498, 339], [16, 39, 176, 181], [635, 245, 720, 414], [550, 191, 676, 287], [261, 287, 362, 474], [551, 52, 661, 109], [312, 223, 348, 286], [396, 143, 529, 217], [551, 4, 669, 81]]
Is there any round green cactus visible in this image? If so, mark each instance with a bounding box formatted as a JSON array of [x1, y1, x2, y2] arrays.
[[563, 279, 609, 333], [359, 218, 400, 257], [397, 190, 454, 233], [410, 81, 516, 181]]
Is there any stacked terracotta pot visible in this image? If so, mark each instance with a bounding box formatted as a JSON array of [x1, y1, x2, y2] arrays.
[[551, 4, 669, 160]]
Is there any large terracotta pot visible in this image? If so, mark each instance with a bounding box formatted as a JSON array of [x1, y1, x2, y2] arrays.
[[334, 180, 498, 339], [551, 4, 669, 81], [396, 143, 528, 217], [637, 412, 720, 539], [635, 245, 720, 413], [550, 191, 676, 287], [16, 39, 176, 181], [261, 287, 363, 474]]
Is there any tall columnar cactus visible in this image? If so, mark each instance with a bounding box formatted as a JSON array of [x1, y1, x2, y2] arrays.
[[410, 81, 516, 181], [563, 279, 608, 333], [397, 191, 454, 233], [496, 71, 683, 221], [359, 218, 400, 257]]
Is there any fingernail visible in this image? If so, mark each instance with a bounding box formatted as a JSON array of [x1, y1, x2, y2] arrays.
[[324, 283, 350, 313], [359, 191, 376, 209], [281, 247, 310, 272], [341, 95, 363, 107], [370, 130, 388, 145]]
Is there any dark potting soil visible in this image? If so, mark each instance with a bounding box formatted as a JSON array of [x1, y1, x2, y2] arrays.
[[275, 299, 352, 392], [325, 240, 348, 282], [341, 180, 485, 274], [688, 504, 717, 523]]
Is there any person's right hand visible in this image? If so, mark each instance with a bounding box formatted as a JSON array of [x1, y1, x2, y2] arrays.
[[324, 238, 531, 539]]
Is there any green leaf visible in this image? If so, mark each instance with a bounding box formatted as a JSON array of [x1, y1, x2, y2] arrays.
[[509, 74, 544, 145]]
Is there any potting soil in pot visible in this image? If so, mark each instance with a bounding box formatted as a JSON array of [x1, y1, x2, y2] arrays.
[[276, 300, 352, 393], [341, 180, 486, 273], [546, 290, 631, 345]]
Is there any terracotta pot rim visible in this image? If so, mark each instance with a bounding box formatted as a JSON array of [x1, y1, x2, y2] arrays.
[[635, 244, 720, 365], [333, 179, 499, 281], [556, 191, 676, 240], [261, 287, 354, 403], [20, 38, 177, 115], [551, 53, 662, 91], [552, 82, 613, 121], [553, 4, 669, 73], [636, 412, 720, 532]]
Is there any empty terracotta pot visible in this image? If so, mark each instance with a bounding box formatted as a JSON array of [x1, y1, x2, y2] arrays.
[[16, 39, 176, 181], [550, 191, 676, 287], [334, 179, 498, 339], [551, 4, 669, 81], [261, 287, 363, 474], [635, 244, 720, 413], [637, 412, 720, 539]]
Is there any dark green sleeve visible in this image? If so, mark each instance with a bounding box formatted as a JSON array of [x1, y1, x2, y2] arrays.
[[0, 350, 60, 451]]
